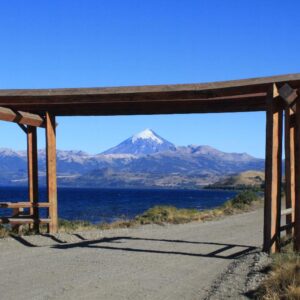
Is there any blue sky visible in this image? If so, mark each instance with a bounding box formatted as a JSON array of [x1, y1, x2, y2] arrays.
[[0, 0, 299, 158]]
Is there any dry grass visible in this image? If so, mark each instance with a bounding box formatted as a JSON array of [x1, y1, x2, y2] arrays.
[[58, 219, 138, 233], [256, 241, 300, 300], [0, 225, 10, 238], [0, 190, 261, 236]]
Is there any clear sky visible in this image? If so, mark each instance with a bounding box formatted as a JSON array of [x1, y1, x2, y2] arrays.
[[0, 0, 299, 158]]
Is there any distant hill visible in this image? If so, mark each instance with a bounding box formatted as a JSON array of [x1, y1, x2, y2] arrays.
[[0, 129, 264, 189], [206, 170, 265, 189]]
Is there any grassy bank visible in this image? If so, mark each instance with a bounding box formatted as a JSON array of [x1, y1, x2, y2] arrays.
[[0, 190, 261, 237], [255, 242, 300, 299]]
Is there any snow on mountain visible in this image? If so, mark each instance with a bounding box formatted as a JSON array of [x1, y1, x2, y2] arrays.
[[0, 130, 264, 188], [102, 129, 177, 155], [132, 129, 163, 144]]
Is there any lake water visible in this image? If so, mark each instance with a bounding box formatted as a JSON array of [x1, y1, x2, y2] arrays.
[[0, 187, 237, 223]]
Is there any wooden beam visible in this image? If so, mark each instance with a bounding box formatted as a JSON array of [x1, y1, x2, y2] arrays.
[[285, 108, 296, 235], [0, 106, 45, 127], [0, 217, 50, 225], [27, 126, 39, 232], [45, 112, 58, 234], [11, 94, 268, 116], [294, 100, 300, 251], [264, 84, 283, 253], [279, 84, 298, 105], [0, 202, 50, 208], [0, 73, 300, 99], [0, 74, 299, 116]]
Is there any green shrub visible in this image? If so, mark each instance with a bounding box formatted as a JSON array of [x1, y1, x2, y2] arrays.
[[223, 190, 259, 211]]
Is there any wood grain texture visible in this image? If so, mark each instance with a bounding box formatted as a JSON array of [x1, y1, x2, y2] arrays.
[[285, 108, 296, 235], [295, 100, 300, 251], [27, 126, 39, 232], [45, 112, 58, 234], [264, 84, 283, 253], [0, 202, 50, 208], [0, 74, 299, 115], [0, 106, 45, 127]]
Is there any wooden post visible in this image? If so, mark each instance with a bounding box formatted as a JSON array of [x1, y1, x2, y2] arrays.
[[263, 84, 283, 253], [285, 108, 295, 235], [295, 100, 300, 251], [27, 126, 39, 232], [45, 112, 58, 234]]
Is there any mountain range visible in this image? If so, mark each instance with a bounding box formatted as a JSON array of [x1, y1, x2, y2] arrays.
[[0, 129, 264, 189]]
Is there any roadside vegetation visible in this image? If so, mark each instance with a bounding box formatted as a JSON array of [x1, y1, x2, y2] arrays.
[[0, 189, 261, 237], [255, 240, 300, 300]]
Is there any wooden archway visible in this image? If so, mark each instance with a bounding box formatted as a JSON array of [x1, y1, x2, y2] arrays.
[[0, 73, 300, 253]]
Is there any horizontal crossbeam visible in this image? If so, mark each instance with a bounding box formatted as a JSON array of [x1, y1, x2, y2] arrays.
[[0, 106, 45, 127], [0, 217, 50, 225], [0, 202, 50, 208], [0, 74, 299, 115]]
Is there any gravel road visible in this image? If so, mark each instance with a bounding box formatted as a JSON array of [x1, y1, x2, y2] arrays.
[[0, 209, 265, 300]]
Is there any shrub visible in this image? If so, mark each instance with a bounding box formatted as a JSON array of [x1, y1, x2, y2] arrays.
[[222, 190, 260, 214]]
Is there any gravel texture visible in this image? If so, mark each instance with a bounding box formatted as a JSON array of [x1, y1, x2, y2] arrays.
[[0, 209, 266, 300]]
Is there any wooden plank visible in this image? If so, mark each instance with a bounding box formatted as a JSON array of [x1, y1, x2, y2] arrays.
[[0, 106, 45, 127], [45, 112, 58, 234], [281, 208, 293, 216], [279, 84, 298, 105], [295, 99, 300, 251], [263, 84, 283, 253], [27, 126, 39, 232], [285, 108, 296, 235], [280, 222, 295, 232], [0, 93, 268, 116], [0, 217, 50, 225], [0, 202, 50, 208], [0, 74, 299, 116], [0, 73, 299, 98]]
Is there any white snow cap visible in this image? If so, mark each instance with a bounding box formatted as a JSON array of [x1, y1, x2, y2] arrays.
[[132, 129, 163, 144]]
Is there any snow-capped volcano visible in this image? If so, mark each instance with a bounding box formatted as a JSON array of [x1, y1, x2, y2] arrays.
[[102, 129, 177, 155]]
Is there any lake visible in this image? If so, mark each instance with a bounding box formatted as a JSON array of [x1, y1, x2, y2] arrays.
[[0, 187, 237, 223]]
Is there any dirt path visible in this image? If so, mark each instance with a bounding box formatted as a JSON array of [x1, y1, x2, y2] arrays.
[[0, 209, 264, 300]]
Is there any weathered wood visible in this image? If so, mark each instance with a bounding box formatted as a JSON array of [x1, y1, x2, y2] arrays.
[[264, 84, 283, 253], [0, 202, 50, 208], [0, 73, 299, 97], [27, 126, 39, 232], [281, 208, 294, 216], [295, 99, 300, 251], [7, 95, 268, 116], [279, 84, 298, 105], [285, 108, 296, 235], [0, 106, 45, 127], [0, 217, 50, 225], [280, 222, 295, 232], [45, 112, 58, 234], [0, 74, 299, 115]]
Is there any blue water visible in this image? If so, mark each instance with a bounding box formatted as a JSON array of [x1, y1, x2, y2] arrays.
[[0, 187, 237, 223]]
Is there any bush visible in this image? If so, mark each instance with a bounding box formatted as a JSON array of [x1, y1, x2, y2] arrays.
[[135, 205, 204, 224], [222, 190, 260, 213]]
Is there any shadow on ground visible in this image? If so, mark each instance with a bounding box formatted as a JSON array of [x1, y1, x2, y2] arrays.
[[10, 234, 258, 260]]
